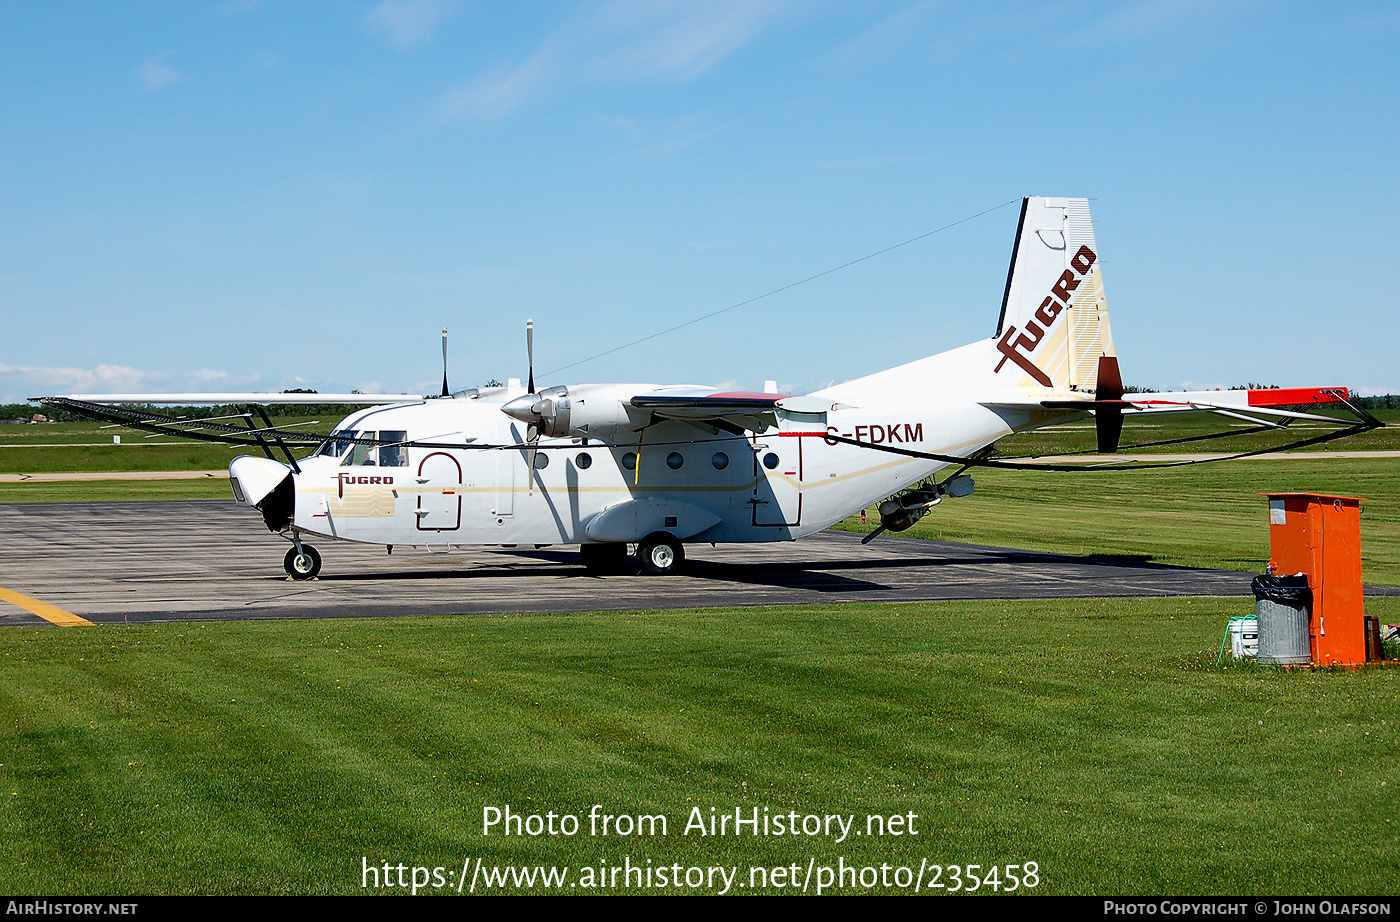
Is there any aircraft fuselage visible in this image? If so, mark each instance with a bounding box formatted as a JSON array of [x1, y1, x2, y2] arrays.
[[273, 383, 1045, 549]]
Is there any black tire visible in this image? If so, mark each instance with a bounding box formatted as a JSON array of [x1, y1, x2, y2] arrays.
[[580, 543, 631, 575], [636, 532, 684, 576], [284, 544, 322, 580]]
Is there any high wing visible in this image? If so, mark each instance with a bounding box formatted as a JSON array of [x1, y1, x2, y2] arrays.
[[628, 388, 840, 434], [501, 383, 842, 440], [40, 393, 417, 405]]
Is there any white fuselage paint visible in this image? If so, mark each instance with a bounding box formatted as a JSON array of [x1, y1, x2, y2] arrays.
[[282, 339, 1078, 549]]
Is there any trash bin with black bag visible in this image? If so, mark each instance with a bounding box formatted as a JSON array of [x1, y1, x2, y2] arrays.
[[1251, 574, 1312, 665]]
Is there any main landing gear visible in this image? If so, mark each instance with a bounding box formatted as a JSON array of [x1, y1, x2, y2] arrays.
[[284, 542, 322, 580], [637, 532, 684, 576], [579, 533, 686, 576]]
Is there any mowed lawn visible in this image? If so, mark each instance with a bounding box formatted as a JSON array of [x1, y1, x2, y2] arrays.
[[835, 459, 1400, 586], [2, 600, 1397, 895]]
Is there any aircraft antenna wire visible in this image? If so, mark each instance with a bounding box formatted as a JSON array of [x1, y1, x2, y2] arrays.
[[542, 198, 1021, 378]]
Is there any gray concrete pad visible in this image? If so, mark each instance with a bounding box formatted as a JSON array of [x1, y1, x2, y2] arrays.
[[1, 501, 1394, 625]]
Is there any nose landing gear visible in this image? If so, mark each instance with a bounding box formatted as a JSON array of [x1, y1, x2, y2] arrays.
[[283, 541, 322, 580]]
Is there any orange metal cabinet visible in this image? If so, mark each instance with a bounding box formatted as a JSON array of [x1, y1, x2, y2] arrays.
[[1263, 493, 1366, 666]]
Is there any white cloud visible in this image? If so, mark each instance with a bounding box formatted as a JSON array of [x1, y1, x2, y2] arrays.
[[366, 0, 454, 50], [610, 113, 729, 160], [441, 0, 788, 119], [826, 0, 937, 66], [139, 58, 182, 90], [441, 44, 558, 119], [1077, 0, 1235, 45], [580, 0, 786, 83], [0, 363, 260, 404]]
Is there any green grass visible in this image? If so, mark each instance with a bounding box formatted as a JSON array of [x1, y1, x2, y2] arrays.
[[835, 459, 1400, 585], [0, 418, 326, 474], [0, 480, 232, 503], [0, 443, 241, 474], [2, 600, 1397, 895]]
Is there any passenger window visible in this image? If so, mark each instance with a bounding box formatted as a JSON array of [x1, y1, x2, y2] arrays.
[[378, 431, 407, 467]]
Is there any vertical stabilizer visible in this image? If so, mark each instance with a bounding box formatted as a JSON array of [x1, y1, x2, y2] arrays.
[[992, 197, 1114, 392]]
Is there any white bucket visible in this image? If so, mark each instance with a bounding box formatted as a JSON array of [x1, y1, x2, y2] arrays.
[[1230, 618, 1259, 659]]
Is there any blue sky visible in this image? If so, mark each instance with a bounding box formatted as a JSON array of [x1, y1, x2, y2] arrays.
[[2, 1, 1397, 403]]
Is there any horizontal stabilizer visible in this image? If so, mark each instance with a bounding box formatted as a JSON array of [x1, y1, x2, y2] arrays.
[[1119, 386, 1349, 414]]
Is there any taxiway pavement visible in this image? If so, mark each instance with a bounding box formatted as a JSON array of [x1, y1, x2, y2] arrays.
[[2, 501, 1394, 626]]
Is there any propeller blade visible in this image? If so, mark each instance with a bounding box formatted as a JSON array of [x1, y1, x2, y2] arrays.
[[860, 525, 888, 545], [526, 319, 535, 394], [440, 327, 449, 398]]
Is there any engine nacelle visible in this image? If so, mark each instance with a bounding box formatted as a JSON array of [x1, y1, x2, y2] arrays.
[[877, 498, 926, 533], [502, 383, 652, 439], [876, 475, 975, 532]]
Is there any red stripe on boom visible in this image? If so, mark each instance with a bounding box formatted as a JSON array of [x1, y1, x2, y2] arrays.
[[1247, 387, 1347, 407]]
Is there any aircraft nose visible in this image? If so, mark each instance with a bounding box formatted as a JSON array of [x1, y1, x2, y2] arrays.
[[229, 455, 291, 506], [229, 455, 295, 532]]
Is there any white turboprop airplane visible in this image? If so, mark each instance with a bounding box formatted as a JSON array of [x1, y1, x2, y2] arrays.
[[40, 197, 1375, 579]]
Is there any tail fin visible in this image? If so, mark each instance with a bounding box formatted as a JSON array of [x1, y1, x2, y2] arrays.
[[992, 197, 1115, 392]]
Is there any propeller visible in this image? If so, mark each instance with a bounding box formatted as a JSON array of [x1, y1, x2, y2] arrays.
[[501, 320, 576, 494], [526, 319, 535, 396], [504, 319, 542, 492], [440, 327, 449, 398]]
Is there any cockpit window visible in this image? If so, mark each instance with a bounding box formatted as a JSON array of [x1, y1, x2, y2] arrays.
[[316, 430, 358, 458], [344, 432, 378, 466]]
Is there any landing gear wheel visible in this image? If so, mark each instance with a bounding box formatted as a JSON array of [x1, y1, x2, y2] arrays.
[[580, 543, 631, 575], [284, 544, 322, 580], [637, 532, 684, 576]]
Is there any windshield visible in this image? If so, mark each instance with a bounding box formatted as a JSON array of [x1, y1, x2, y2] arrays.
[[315, 430, 358, 459]]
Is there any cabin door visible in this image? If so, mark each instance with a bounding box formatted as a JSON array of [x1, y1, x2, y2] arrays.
[[416, 451, 462, 531], [751, 435, 802, 527]]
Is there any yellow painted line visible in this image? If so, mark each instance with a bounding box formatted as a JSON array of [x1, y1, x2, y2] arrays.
[[0, 586, 93, 626]]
